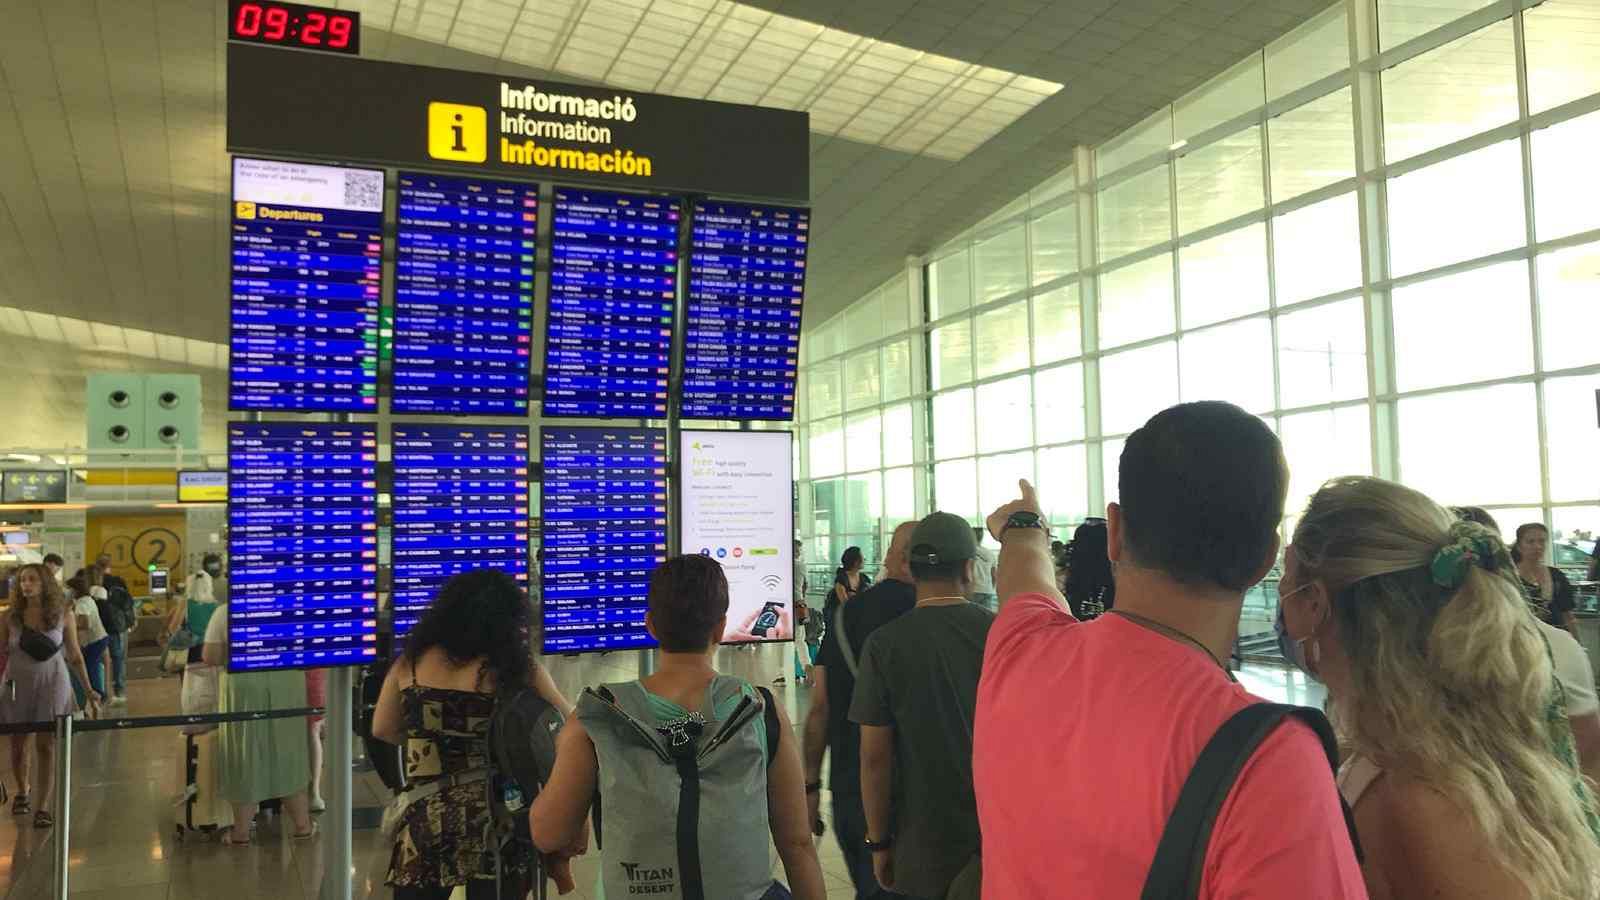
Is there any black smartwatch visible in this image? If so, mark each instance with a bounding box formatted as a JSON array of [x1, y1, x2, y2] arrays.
[[1001, 510, 1047, 540], [864, 835, 894, 853]]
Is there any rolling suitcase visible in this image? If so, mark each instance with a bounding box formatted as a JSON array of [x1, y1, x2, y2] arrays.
[[174, 730, 232, 841]]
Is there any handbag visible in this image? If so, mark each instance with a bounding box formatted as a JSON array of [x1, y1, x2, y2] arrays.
[[167, 628, 198, 651], [18, 625, 60, 662]]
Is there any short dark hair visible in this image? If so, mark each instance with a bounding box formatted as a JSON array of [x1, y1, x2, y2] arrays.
[[202, 552, 222, 567], [42, 554, 63, 567], [840, 546, 863, 570], [648, 555, 730, 652], [1119, 402, 1286, 591]]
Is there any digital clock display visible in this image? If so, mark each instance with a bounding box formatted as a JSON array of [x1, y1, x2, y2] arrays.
[[228, 0, 360, 56]]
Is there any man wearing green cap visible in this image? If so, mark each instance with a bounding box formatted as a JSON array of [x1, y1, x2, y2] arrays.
[[848, 511, 995, 900]]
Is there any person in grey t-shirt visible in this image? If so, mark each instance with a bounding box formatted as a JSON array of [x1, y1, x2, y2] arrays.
[[850, 512, 994, 900], [968, 527, 999, 612]]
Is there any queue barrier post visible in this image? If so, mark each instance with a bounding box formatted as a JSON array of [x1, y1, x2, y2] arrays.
[[52, 712, 72, 900]]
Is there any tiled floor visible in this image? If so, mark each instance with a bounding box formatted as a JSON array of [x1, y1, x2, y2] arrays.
[[0, 644, 1321, 899]]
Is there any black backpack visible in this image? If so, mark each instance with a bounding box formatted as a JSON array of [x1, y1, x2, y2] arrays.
[[487, 686, 566, 842], [96, 585, 133, 634], [1140, 703, 1363, 899]]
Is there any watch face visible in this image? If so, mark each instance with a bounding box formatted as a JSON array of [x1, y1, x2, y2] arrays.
[[1007, 511, 1043, 527]]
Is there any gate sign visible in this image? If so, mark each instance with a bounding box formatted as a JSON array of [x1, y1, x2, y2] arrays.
[[227, 43, 810, 203]]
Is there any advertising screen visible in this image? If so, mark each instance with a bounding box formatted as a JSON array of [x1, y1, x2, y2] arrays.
[[1, 470, 69, 504], [540, 427, 667, 653], [679, 430, 795, 643], [390, 424, 530, 644], [227, 421, 379, 670], [177, 470, 229, 503], [680, 201, 808, 420], [229, 157, 384, 412], [543, 188, 676, 419], [392, 172, 538, 415]]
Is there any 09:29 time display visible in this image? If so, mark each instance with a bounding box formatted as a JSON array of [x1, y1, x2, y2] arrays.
[[229, 1, 359, 54]]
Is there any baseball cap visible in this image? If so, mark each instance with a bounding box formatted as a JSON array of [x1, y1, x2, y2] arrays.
[[909, 512, 979, 567]]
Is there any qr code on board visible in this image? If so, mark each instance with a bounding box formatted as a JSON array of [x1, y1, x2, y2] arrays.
[[344, 171, 382, 210]]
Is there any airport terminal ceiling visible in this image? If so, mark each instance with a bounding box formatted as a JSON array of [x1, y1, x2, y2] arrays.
[[0, 0, 1331, 446]]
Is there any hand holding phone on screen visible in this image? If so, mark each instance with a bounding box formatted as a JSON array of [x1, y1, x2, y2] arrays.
[[723, 600, 792, 643]]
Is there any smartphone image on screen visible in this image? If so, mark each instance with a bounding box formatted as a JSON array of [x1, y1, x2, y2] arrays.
[[752, 601, 784, 638]]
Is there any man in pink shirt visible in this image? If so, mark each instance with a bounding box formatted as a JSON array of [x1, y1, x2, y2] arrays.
[[973, 401, 1367, 899]]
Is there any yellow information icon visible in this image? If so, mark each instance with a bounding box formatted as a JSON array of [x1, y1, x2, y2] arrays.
[[234, 201, 256, 219], [427, 102, 487, 163]]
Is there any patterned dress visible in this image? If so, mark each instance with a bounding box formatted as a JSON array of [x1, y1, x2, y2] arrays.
[[386, 685, 531, 889]]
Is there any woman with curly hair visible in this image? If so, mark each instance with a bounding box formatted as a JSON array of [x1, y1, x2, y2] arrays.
[[1279, 477, 1600, 899], [372, 568, 572, 899], [0, 563, 98, 828]]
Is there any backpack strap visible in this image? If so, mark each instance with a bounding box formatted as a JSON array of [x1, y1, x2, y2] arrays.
[[757, 686, 780, 768], [1140, 703, 1361, 900]]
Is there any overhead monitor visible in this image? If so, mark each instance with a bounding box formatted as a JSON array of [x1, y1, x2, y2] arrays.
[[227, 421, 379, 670], [229, 156, 384, 412], [1, 470, 68, 504], [391, 424, 531, 645], [679, 430, 795, 644], [680, 201, 808, 421], [392, 172, 538, 415], [543, 188, 677, 419], [540, 426, 667, 653], [177, 470, 229, 503]]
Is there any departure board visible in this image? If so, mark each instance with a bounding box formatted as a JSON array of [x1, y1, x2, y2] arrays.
[[392, 173, 538, 415], [543, 188, 677, 418], [540, 427, 668, 653], [227, 421, 379, 671], [681, 201, 809, 420], [391, 424, 530, 645], [229, 157, 383, 411]]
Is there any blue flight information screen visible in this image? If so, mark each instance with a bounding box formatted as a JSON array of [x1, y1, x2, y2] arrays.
[[541, 427, 668, 653], [391, 424, 530, 645], [681, 201, 809, 420], [227, 421, 379, 671], [392, 173, 538, 415], [229, 157, 383, 412], [543, 188, 677, 418]]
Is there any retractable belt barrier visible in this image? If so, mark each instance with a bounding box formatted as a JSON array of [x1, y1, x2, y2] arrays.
[[0, 706, 325, 736]]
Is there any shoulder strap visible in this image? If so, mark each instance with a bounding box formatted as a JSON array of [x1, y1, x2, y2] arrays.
[[757, 686, 780, 768], [1140, 703, 1362, 900], [834, 606, 860, 679]]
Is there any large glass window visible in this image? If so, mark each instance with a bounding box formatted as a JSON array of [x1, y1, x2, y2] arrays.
[[1545, 373, 1600, 502], [844, 291, 884, 352], [1523, 0, 1600, 114], [1399, 384, 1541, 505], [1387, 139, 1525, 277], [1276, 298, 1369, 408], [930, 250, 972, 320], [1180, 224, 1270, 329], [882, 338, 913, 401], [844, 348, 881, 411], [932, 389, 975, 460], [930, 320, 973, 389], [975, 225, 1028, 303], [846, 410, 882, 473], [881, 404, 915, 468], [1100, 341, 1179, 436], [979, 452, 1037, 518], [1031, 205, 1078, 285], [1379, 0, 1499, 49], [1034, 364, 1085, 446], [1032, 284, 1082, 364], [976, 375, 1034, 454], [884, 467, 916, 524], [1181, 318, 1276, 413], [1266, 4, 1349, 99], [1036, 444, 1089, 526], [1274, 193, 1362, 303], [974, 299, 1031, 379], [1098, 166, 1173, 262], [1279, 405, 1372, 517], [1269, 88, 1356, 202], [1098, 110, 1172, 177], [809, 358, 843, 419], [1537, 242, 1600, 373], [934, 458, 978, 522], [1100, 254, 1176, 349], [1381, 20, 1518, 164], [809, 418, 844, 478], [1391, 262, 1533, 392], [1176, 126, 1265, 234], [1531, 110, 1600, 242]]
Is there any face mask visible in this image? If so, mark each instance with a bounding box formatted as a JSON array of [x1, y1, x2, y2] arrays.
[[1274, 582, 1321, 678]]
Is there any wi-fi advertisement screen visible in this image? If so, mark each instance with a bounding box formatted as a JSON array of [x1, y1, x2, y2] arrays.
[[679, 430, 794, 644]]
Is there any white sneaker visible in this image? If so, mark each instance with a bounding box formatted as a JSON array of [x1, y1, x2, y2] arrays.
[[310, 795, 326, 813], [109, 695, 127, 707]]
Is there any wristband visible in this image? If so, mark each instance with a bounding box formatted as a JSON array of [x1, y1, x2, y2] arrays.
[[864, 835, 893, 852], [805, 781, 822, 794]]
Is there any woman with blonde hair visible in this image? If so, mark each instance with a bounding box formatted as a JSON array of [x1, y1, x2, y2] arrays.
[[1278, 477, 1600, 899], [0, 563, 98, 828]]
